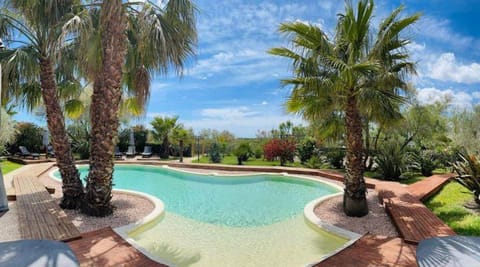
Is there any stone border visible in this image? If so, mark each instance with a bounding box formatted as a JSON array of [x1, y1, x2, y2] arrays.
[[48, 163, 365, 266], [304, 194, 364, 266]]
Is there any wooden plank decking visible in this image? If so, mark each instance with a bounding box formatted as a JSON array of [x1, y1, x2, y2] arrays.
[[375, 175, 456, 245], [67, 227, 165, 267], [407, 173, 454, 201], [316, 234, 417, 267], [13, 176, 81, 241]]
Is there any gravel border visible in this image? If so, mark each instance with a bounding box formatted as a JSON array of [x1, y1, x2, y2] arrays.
[[314, 189, 398, 237], [38, 173, 155, 233]]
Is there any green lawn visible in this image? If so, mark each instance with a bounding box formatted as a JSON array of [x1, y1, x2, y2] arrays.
[[192, 155, 302, 167], [0, 160, 23, 174], [425, 182, 480, 236]]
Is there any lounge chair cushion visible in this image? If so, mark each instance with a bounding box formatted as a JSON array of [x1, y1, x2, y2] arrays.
[[0, 239, 79, 267]]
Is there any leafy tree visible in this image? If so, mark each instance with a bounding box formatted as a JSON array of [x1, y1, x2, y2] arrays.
[[233, 142, 252, 165], [269, 0, 419, 216], [0, 0, 85, 209], [450, 105, 480, 154]]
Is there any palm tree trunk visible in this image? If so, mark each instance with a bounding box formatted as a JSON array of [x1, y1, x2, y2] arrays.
[[179, 140, 184, 163], [39, 58, 84, 209], [343, 93, 368, 217], [83, 0, 126, 217], [161, 136, 169, 159]]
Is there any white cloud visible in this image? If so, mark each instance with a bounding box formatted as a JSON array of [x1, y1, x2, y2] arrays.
[[261, 101, 268, 105], [427, 53, 480, 84], [417, 87, 475, 110], [416, 16, 477, 51], [200, 107, 259, 120]]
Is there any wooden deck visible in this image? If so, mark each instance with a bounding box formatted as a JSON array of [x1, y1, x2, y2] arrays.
[[13, 176, 81, 241], [407, 173, 454, 201], [375, 174, 456, 244], [67, 227, 165, 267], [316, 234, 417, 267]]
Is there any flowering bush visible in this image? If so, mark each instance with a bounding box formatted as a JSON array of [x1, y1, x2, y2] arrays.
[[263, 138, 296, 166]]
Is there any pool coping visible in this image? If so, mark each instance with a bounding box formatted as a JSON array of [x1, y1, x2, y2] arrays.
[[48, 164, 365, 266], [48, 166, 173, 266]]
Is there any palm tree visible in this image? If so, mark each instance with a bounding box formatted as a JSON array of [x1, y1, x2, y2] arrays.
[[269, 0, 419, 216], [171, 125, 191, 163], [76, 0, 196, 216], [151, 116, 180, 159], [0, 1, 85, 209]]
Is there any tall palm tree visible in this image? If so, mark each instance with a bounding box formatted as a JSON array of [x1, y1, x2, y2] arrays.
[[75, 0, 196, 216], [0, 1, 85, 209], [269, 0, 419, 216]]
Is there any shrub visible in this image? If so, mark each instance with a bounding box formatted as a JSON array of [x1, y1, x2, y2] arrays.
[[67, 121, 90, 159], [375, 142, 406, 181], [452, 150, 480, 206], [209, 143, 222, 163], [10, 122, 44, 153], [233, 142, 252, 165], [263, 138, 296, 166], [254, 147, 263, 159], [411, 149, 438, 176], [297, 138, 316, 164], [324, 148, 345, 169], [306, 156, 323, 169]]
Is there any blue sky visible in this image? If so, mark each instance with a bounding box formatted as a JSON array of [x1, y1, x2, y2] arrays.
[[14, 0, 480, 137]]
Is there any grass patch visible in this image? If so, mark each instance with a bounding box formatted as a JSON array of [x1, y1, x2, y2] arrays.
[[0, 160, 23, 174], [425, 182, 480, 236], [192, 155, 302, 167]]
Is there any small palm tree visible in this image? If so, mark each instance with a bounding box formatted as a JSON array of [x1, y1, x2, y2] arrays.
[[269, 0, 419, 216], [0, 0, 85, 209], [151, 116, 180, 159]]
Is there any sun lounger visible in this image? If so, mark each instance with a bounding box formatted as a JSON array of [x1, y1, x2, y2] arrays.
[[141, 146, 152, 158], [114, 146, 123, 159], [125, 145, 136, 158], [18, 146, 40, 159]]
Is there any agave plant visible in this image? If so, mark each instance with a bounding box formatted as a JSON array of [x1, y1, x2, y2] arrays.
[[452, 150, 480, 206]]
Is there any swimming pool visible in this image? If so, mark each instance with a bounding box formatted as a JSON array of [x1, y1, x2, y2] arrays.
[[53, 165, 355, 266]]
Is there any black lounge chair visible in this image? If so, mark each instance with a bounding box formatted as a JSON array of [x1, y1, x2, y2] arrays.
[[125, 145, 136, 158], [114, 146, 123, 159], [141, 146, 152, 158], [18, 146, 40, 159], [47, 145, 55, 157]]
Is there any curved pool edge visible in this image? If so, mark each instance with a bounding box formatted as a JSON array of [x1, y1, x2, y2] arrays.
[[303, 194, 364, 266], [49, 164, 362, 266], [112, 190, 171, 267], [48, 166, 172, 266]]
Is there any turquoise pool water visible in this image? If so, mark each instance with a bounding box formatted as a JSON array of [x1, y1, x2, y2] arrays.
[[54, 165, 349, 266]]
